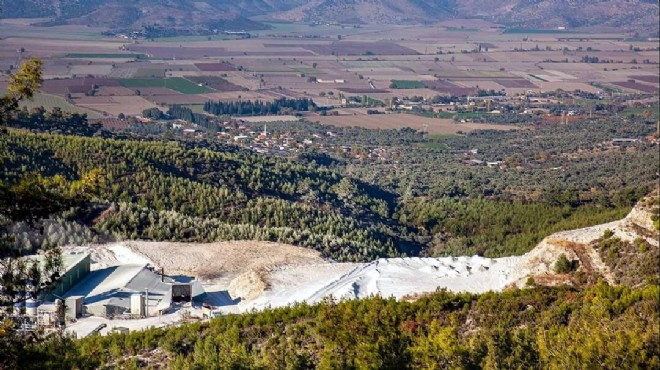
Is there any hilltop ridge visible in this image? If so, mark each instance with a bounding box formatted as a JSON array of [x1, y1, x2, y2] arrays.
[[1, 0, 658, 33]]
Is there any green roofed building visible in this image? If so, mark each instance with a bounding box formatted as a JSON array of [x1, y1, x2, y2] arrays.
[[31, 253, 91, 300], [53, 253, 91, 298]]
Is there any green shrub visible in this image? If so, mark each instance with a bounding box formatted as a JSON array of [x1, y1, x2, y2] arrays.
[[525, 276, 536, 287], [554, 253, 578, 274]]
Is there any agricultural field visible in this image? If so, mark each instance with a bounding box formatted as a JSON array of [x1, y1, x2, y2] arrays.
[[118, 78, 215, 94], [195, 63, 236, 72], [630, 75, 660, 84], [75, 95, 159, 117], [424, 80, 478, 95], [390, 80, 426, 89], [19, 92, 103, 118], [68, 64, 114, 76], [313, 110, 518, 134], [0, 19, 657, 120], [133, 68, 166, 78], [495, 79, 537, 88], [64, 53, 147, 59], [186, 76, 247, 92], [611, 81, 658, 94], [147, 95, 210, 105]]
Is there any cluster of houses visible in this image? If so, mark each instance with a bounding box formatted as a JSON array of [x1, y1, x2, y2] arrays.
[[461, 149, 506, 168], [207, 120, 398, 161], [389, 89, 610, 122]]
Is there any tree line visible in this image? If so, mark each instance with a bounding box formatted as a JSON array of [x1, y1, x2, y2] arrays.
[[204, 97, 316, 116]]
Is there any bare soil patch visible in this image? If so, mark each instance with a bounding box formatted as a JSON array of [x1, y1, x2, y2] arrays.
[[339, 88, 390, 94], [612, 81, 658, 93], [42, 77, 120, 95], [301, 41, 418, 56], [125, 240, 325, 280], [313, 113, 518, 134], [629, 75, 660, 84], [128, 45, 228, 58], [425, 80, 477, 95], [145, 94, 210, 105], [136, 87, 182, 96], [73, 96, 117, 104], [77, 95, 158, 116], [96, 86, 136, 96], [496, 79, 537, 88], [195, 62, 235, 71], [238, 115, 299, 123]]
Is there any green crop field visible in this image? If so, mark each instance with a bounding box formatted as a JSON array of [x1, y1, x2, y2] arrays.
[[390, 80, 426, 89], [418, 111, 455, 119], [363, 96, 383, 105], [183, 104, 207, 114], [64, 53, 147, 59], [503, 28, 578, 34], [118, 78, 215, 94], [163, 78, 215, 94], [19, 93, 103, 118], [455, 111, 487, 119], [436, 111, 455, 119]]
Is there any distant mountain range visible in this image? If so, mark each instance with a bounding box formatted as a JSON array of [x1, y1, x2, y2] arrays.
[[0, 0, 294, 33], [452, 0, 660, 32], [1, 0, 658, 34], [287, 0, 659, 32]]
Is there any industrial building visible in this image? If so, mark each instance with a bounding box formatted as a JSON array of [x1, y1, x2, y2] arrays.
[[63, 264, 205, 318], [51, 253, 91, 298], [4, 253, 91, 329], [9, 251, 205, 333], [26, 252, 91, 299]]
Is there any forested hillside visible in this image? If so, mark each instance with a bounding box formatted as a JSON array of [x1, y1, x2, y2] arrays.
[[2, 128, 423, 261], [3, 105, 657, 259]]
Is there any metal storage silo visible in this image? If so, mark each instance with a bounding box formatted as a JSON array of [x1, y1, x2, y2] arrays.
[[25, 297, 38, 316], [130, 293, 145, 317]]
